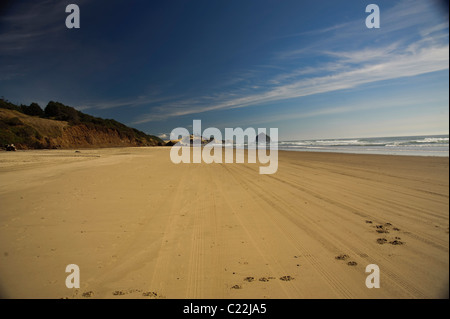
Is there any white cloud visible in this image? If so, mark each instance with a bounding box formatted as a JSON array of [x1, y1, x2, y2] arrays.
[[124, 0, 448, 124], [133, 42, 448, 124]]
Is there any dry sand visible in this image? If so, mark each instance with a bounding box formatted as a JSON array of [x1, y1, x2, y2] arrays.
[[0, 147, 448, 299]]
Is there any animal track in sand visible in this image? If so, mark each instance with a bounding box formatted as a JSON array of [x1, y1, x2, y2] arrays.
[[109, 289, 157, 297], [375, 225, 389, 233], [336, 254, 358, 266], [82, 291, 94, 298], [112, 289, 142, 296], [234, 275, 285, 287], [279, 275, 294, 281], [142, 291, 158, 297], [370, 221, 405, 245], [335, 254, 349, 261], [389, 237, 404, 245]]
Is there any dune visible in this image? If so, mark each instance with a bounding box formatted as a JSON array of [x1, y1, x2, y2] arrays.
[[0, 147, 448, 298]]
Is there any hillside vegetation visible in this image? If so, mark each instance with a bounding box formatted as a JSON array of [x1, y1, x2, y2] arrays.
[[0, 98, 164, 149]]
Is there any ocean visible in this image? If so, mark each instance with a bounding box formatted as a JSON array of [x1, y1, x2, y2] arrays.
[[278, 135, 449, 157]]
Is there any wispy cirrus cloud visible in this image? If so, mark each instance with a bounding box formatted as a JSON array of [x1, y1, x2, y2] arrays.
[[121, 0, 448, 125], [276, 0, 448, 59], [76, 94, 182, 111], [132, 40, 448, 124], [210, 92, 448, 130]]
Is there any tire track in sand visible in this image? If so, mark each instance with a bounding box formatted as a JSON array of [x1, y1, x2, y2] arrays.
[[223, 163, 362, 298]]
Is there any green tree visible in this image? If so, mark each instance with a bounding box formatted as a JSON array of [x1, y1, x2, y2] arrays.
[[44, 101, 79, 123], [22, 103, 44, 117]]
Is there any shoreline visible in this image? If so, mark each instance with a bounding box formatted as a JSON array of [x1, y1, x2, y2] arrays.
[[2, 140, 448, 158], [277, 148, 449, 157]]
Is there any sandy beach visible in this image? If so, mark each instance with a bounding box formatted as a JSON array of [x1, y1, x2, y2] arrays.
[[0, 147, 448, 299]]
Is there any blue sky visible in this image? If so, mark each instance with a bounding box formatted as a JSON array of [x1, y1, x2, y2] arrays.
[[0, 0, 448, 140]]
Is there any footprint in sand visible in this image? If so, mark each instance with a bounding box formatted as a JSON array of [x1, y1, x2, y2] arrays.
[[375, 225, 389, 233], [377, 235, 404, 245], [279, 275, 294, 281], [336, 254, 358, 266], [82, 291, 94, 298], [142, 291, 158, 297], [335, 254, 350, 261], [371, 222, 404, 240], [390, 237, 404, 245]]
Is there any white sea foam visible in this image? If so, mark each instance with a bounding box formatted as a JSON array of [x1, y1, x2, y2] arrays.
[[278, 135, 449, 157]]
